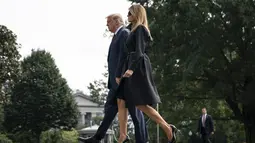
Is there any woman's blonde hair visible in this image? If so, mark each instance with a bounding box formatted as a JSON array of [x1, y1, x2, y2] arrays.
[[129, 4, 151, 37]]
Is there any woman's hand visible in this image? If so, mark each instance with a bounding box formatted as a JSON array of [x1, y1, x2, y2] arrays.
[[123, 69, 134, 78]]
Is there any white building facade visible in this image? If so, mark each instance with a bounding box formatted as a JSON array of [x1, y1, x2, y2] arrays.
[[74, 91, 104, 126]]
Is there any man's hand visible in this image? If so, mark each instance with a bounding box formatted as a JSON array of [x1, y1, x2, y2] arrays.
[[116, 77, 121, 85], [123, 69, 133, 77], [196, 132, 202, 138], [211, 132, 214, 135]]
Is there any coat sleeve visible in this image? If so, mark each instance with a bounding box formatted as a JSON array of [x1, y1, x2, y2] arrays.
[[197, 117, 201, 133], [128, 25, 146, 71], [115, 29, 130, 78], [209, 115, 214, 132]]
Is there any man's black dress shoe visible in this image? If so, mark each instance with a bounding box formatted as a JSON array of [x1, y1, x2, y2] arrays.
[[78, 136, 100, 143]]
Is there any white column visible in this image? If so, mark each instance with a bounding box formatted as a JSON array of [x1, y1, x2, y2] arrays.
[[82, 114, 85, 125]]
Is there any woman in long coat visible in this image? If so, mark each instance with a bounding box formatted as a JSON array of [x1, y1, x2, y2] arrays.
[[116, 4, 177, 143]]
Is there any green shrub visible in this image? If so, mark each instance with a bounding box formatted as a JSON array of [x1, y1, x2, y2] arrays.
[[40, 128, 78, 143], [0, 134, 13, 143], [61, 129, 79, 143]]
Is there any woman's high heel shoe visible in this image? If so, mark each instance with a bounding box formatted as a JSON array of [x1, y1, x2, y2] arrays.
[[119, 135, 130, 143], [123, 135, 130, 143]]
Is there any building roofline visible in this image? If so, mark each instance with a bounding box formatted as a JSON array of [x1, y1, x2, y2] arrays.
[[73, 92, 93, 101]]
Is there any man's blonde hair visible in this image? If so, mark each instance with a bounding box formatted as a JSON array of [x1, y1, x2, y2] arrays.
[[106, 13, 124, 26]]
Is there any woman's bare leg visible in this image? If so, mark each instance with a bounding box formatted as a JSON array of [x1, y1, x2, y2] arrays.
[[117, 99, 128, 143], [136, 105, 173, 141]]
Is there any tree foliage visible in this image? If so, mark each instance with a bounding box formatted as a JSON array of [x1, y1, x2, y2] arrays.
[[128, 0, 254, 142], [4, 49, 79, 142], [87, 69, 108, 105], [0, 25, 21, 106], [0, 105, 4, 132]]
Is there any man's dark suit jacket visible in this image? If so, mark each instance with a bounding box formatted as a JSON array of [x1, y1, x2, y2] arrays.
[[197, 114, 214, 135], [107, 27, 129, 92]]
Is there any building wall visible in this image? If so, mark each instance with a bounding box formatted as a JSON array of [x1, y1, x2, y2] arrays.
[[75, 96, 98, 106], [74, 95, 104, 126]]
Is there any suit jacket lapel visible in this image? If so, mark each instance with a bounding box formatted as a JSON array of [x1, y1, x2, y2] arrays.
[[107, 27, 123, 62], [107, 35, 117, 62]]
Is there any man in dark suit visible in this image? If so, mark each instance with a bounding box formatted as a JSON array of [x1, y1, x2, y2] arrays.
[[197, 107, 214, 143], [78, 13, 148, 143]]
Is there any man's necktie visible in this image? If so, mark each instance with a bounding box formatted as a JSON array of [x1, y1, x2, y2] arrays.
[[107, 34, 116, 62]]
